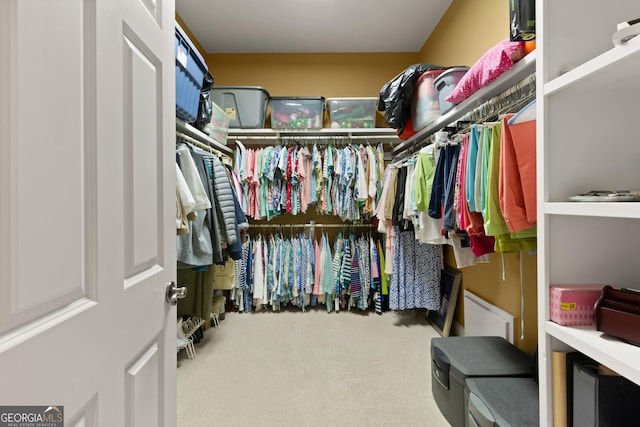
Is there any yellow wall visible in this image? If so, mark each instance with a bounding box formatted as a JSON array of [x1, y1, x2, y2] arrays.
[[418, 0, 509, 66], [176, 14, 207, 62], [419, 0, 537, 354], [205, 52, 417, 127], [206, 52, 417, 98], [176, 0, 538, 354]]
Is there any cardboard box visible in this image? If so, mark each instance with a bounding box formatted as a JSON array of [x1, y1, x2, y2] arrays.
[[550, 285, 605, 326]]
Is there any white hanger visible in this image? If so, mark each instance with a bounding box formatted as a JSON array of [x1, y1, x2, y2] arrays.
[[508, 99, 536, 125]]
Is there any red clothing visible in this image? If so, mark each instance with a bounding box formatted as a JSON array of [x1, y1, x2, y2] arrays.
[[500, 115, 536, 232]]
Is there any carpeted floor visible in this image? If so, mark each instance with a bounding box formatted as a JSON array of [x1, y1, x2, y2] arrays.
[[177, 307, 451, 427]]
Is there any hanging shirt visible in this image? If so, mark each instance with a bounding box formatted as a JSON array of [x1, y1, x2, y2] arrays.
[[356, 146, 368, 202], [465, 126, 480, 212], [252, 236, 265, 305], [298, 146, 312, 212], [500, 115, 534, 233], [177, 145, 211, 211], [366, 145, 378, 214], [485, 122, 511, 237], [176, 162, 197, 230], [474, 126, 485, 213], [403, 160, 416, 222], [311, 143, 321, 205], [428, 145, 446, 220], [414, 147, 437, 212], [442, 144, 461, 232]]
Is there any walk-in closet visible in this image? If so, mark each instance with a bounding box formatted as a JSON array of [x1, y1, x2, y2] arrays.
[[173, 0, 640, 424], [4, 0, 639, 426], [174, 0, 544, 424]]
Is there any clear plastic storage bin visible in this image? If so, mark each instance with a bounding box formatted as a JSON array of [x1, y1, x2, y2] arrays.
[[270, 97, 324, 130], [326, 97, 377, 128], [434, 67, 470, 115], [411, 69, 446, 131], [203, 101, 230, 144]]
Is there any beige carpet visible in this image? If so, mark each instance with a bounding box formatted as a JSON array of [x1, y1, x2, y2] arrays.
[[177, 307, 451, 427]]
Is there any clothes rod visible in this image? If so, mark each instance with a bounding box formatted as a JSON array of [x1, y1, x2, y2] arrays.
[[176, 131, 232, 160], [232, 134, 400, 141], [248, 223, 375, 229]]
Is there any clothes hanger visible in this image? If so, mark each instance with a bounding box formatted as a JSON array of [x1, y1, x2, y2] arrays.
[[508, 99, 536, 125]]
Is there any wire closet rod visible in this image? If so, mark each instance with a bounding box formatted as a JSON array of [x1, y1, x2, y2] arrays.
[[248, 223, 375, 229], [176, 120, 233, 156], [176, 131, 223, 156], [232, 134, 399, 142]]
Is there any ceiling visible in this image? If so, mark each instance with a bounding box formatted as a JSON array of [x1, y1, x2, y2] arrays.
[[176, 0, 453, 54]]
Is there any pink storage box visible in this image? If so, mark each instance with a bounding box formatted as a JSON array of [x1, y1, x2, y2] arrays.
[[550, 285, 605, 326]]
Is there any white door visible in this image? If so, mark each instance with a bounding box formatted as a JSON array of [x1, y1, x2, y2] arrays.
[[0, 0, 177, 425]]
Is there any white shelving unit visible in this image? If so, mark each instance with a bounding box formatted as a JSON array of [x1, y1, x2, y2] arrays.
[[537, 1, 640, 425]]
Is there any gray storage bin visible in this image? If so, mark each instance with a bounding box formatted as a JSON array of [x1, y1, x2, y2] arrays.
[[431, 336, 534, 427], [434, 67, 470, 115], [466, 377, 539, 427], [210, 86, 270, 128]]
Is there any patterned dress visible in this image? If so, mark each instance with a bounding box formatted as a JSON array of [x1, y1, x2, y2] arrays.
[[389, 227, 441, 311]]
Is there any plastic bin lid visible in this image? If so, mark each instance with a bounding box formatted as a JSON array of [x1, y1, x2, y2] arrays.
[[212, 86, 270, 96], [442, 66, 471, 73], [326, 97, 378, 102], [175, 21, 206, 67], [431, 337, 534, 381], [436, 67, 470, 80], [420, 69, 446, 77], [271, 96, 325, 101], [435, 67, 471, 88]]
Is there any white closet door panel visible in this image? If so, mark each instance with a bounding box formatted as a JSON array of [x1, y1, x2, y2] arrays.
[[0, 0, 95, 331], [123, 30, 162, 280], [125, 342, 160, 427], [0, 0, 177, 424]]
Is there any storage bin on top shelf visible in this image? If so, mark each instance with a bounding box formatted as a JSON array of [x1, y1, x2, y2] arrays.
[[326, 97, 378, 129], [203, 101, 230, 144], [410, 69, 445, 131], [175, 22, 209, 123], [270, 97, 324, 130], [210, 86, 270, 129], [433, 67, 470, 115]]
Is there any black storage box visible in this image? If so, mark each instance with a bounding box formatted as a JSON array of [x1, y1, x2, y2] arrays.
[[431, 336, 534, 427], [510, 0, 535, 41], [466, 377, 539, 427], [572, 358, 640, 427]]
